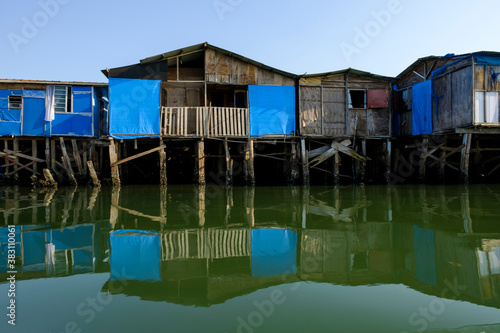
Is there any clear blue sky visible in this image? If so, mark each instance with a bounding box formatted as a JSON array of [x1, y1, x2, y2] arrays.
[[1, 0, 498, 83]]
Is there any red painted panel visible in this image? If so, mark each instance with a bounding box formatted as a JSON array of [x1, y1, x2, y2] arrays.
[[367, 89, 389, 108]]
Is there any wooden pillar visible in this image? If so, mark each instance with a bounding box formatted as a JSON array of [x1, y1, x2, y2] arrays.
[[474, 137, 482, 178], [32, 140, 38, 175], [50, 139, 56, 171], [244, 139, 255, 186], [196, 139, 206, 186], [13, 138, 19, 182], [4, 140, 10, 176], [438, 140, 447, 183], [71, 139, 83, 177], [108, 138, 120, 187], [45, 138, 51, 169], [87, 161, 100, 187], [333, 151, 340, 186], [418, 138, 428, 183], [290, 140, 300, 184], [42, 169, 57, 188], [60, 137, 77, 185], [460, 133, 472, 184], [224, 138, 233, 186], [300, 138, 310, 186], [159, 140, 167, 186], [385, 139, 391, 182], [360, 139, 367, 183]]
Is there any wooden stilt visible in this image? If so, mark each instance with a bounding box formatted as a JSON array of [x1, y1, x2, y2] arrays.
[[333, 151, 340, 186], [71, 140, 83, 177], [59, 138, 77, 185], [41, 169, 57, 188], [82, 149, 88, 177], [3, 140, 9, 176], [45, 138, 51, 169], [108, 138, 120, 187], [300, 138, 310, 186], [87, 161, 100, 187], [439, 146, 446, 183], [196, 139, 205, 186], [223, 138, 233, 186], [361, 139, 367, 183], [50, 139, 56, 171], [32, 140, 38, 175], [418, 138, 428, 183], [460, 133, 472, 184], [13, 138, 19, 182], [159, 140, 167, 186], [385, 139, 391, 182], [290, 140, 300, 184], [244, 139, 255, 186]]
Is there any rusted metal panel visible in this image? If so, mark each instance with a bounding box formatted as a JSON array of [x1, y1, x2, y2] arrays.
[[367, 89, 389, 108]]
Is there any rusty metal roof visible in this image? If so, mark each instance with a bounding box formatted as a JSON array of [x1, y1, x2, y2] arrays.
[[0, 78, 107, 86]]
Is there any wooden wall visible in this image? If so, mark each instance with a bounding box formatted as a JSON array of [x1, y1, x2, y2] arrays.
[[205, 49, 294, 86], [299, 73, 391, 138]]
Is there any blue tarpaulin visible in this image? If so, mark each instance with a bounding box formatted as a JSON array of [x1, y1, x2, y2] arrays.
[[110, 230, 161, 282], [72, 87, 93, 114], [251, 228, 297, 277], [23, 231, 46, 266], [248, 85, 295, 136], [413, 226, 437, 286], [52, 225, 94, 250], [50, 113, 93, 136], [0, 122, 21, 136], [109, 78, 161, 139], [412, 80, 433, 135], [474, 54, 500, 66]]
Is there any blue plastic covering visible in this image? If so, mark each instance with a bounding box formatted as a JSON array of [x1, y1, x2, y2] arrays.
[[22, 90, 45, 98], [52, 225, 93, 250], [110, 230, 161, 282], [22, 96, 45, 136], [0, 109, 21, 122], [413, 226, 437, 286], [251, 228, 297, 277], [73, 249, 93, 273], [0, 90, 22, 98], [474, 54, 500, 66], [73, 87, 92, 113], [50, 113, 93, 136], [0, 121, 21, 136], [109, 78, 161, 139], [23, 231, 46, 265], [248, 85, 295, 136], [412, 80, 433, 135]]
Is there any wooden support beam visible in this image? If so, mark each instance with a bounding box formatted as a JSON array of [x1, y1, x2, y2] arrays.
[[300, 138, 310, 186], [244, 139, 255, 186], [419, 138, 428, 183], [108, 138, 120, 187], [13, 138, 18, 182], [1, 150, 46, 163], [45, 138, 51, 169], [4, 157, 39, 175], [32, 140, 38, 174], [111, 144, 166, 167], [290, 140, 300, 184], [460, 133, 472, 184], [333, 152, 340, 186], [223, 138, 233, 186], [3, 140, 9, 175], [196, 139, 205, 186], [51, 139, 56, 170], [385, 139, 391, 183], [438, 142, 447, 182], [361, 139, 367, 183], [59, 138, 77, 185], [71, 140, 83, 176], [87, 161, 100, 187], [41, 169, 57, 188], [159, 141, 167, 186]]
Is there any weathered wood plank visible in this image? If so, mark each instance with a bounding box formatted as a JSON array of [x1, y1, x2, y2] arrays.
[[111, 145, 166, 167]]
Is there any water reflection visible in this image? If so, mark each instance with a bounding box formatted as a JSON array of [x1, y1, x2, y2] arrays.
[[1, 185, 500, 331]]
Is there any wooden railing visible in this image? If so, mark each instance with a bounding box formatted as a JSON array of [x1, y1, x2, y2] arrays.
[[161, 106, 249, 137]]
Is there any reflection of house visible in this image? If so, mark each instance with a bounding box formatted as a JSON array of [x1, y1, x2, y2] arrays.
[[0, 224, 104, 279]]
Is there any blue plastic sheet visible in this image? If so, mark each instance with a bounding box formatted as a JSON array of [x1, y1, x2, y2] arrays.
[[72, 89, 92, 114], [50, 113, 93, 136], [110, 230, 161, 282], [22, 97, 45, 136], [0, 121, 21, 136], [52, 225, 94, 250], [248, 85, 295, 136], [109, 78, 161, 139], [251, 228, 297, 277], [474, 54, 500, 66], [413, 226, 437, 286], [0, 109, 21, 122], [22, 90, 45, 98], [412, 80, 433, 135], [0, 90, 22, 98]]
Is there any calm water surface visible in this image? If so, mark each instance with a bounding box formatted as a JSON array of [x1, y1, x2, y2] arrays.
[[1, 185, 500, 333]]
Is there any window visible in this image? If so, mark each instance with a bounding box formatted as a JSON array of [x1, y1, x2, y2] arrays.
[[54, 86, 72, 112], [349, 90, 366, 108], [8, 95, 22, 109]]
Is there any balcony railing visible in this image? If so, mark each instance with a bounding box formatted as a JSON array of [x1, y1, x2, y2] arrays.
[[161, 106, 249, 137]]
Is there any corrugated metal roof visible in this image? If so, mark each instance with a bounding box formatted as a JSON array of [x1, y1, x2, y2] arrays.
[[0, 78, 107, 86], [302, 67, 394, 82]]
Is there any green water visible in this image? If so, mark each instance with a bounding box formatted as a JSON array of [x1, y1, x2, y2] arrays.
[[1, 185, 500, 333]]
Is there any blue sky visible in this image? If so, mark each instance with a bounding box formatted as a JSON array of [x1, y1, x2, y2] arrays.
[[0, 0, 498, 83]]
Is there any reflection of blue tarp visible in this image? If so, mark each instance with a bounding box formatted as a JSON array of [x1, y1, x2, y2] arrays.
[[251, 229, 297, 277], [23, 231, 46, 265], [412, 80, 433, 135], [414, 226, 437, 286], [52, 225, 94, 250], [248, 85, 295, 136], [109, 78, 161, 139], [110, 230, 161, 282], [73, 249, 93, 273], [0, 227, 21, 273]]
